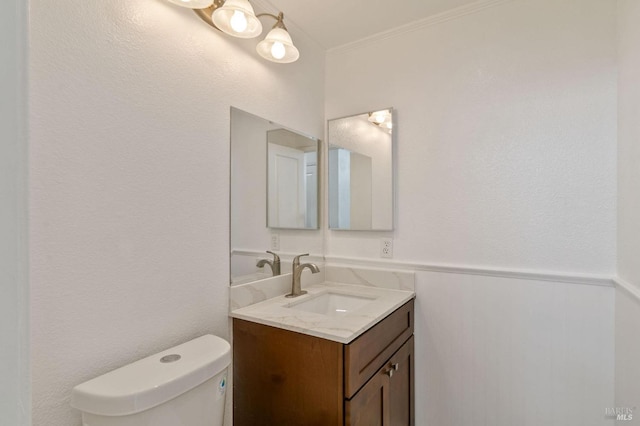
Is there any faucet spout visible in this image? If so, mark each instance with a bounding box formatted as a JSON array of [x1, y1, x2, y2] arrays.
[[256, 251, 281, 276], [286, 253, 320, 298], [302, 263, 320, 274]]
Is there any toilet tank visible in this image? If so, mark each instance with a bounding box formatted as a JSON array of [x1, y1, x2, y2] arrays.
[[71, 335, 230, 426]]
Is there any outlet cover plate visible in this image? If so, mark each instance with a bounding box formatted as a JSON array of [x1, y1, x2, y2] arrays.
[[380, 238, 393, 258], [271, 234, 280, 251]]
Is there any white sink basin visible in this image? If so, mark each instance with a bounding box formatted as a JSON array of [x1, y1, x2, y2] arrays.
[[287, 292, 376, 317]]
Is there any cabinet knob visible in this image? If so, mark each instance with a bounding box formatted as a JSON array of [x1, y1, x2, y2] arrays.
[[385, 363, 399, 377]]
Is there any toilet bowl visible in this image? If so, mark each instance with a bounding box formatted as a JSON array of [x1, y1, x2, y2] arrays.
[[71, 334, 230, 426]]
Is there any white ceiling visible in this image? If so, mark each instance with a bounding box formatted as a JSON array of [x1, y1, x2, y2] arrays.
[[265, 0, 481, 49]]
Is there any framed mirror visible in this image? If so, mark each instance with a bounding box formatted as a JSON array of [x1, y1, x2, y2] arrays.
[[327, 108, 394, 231], [230, 107, 321, 285]]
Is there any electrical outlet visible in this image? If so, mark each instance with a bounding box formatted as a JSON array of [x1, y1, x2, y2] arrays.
[[270, 234, 280, 251], [380, 238, 393, 258]]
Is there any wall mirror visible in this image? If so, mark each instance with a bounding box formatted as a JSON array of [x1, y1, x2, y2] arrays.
[[327, 108, 394, 231], [230, 107, 321, 285]]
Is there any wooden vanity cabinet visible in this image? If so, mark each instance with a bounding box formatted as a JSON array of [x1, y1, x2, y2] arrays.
[[233, 299, 414, 426]]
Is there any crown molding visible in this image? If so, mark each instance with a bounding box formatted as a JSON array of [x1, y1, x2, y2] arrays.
[[251, 0, 325, 50], [250, 0, 279, 15], [327, 0, 515, 56]]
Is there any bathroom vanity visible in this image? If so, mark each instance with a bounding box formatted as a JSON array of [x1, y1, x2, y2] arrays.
[[231, 287, 415, 426], [228, 107, 409, 424]]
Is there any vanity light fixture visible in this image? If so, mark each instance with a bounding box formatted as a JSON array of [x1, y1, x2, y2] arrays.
[[166, 0, 300, 63], [256, 13, 299, 63]]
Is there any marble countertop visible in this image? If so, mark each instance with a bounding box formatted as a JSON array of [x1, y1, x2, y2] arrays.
[[230, 282, 415, 344]]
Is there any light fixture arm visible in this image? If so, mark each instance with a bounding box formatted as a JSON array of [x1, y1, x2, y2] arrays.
[[192, 0, 225, 30], [256, 12, 287, 31]]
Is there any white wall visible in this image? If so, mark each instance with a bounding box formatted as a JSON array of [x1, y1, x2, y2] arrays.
[[0, 0, 29, 424], [28, 1, 324, 425], [417, 272, 614, 426], [615, 286, 640, 424], [326, 0, 617, 424], [326, 0, 617, 272], [615, 0, 640, 419]]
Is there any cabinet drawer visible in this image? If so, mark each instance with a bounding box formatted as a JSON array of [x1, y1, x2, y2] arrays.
[[344, 299, 414, 398]]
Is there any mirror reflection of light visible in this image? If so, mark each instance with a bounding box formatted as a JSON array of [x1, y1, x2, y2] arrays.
[[368, 109, 392, 127]]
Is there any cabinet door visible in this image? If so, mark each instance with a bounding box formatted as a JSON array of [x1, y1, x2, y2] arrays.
[[346, 336, 414, 426], [388, 336, 414, 426], [345, 366, 389, 426], [233, 319, 344, 426]]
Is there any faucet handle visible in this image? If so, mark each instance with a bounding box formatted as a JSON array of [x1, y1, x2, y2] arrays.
[[266, 250, 280, 262], [292, 253, 310, 266]]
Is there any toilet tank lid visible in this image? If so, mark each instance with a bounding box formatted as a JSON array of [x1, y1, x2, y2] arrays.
[[71, 334, 230, 416]]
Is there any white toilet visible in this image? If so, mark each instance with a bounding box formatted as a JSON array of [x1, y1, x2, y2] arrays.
[[71, 334, 230, 426]]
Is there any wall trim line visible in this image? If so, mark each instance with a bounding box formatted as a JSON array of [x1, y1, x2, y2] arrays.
[[231, 249, 324, 262], [233, 251, 614, 287], [613, 277, 640, 302], [324, 256, 614, 287], [326, 0, 515, 56]]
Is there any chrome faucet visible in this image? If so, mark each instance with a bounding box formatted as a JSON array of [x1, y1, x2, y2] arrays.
[[286, 253, 320, 298], [256, 250, 281, 276]]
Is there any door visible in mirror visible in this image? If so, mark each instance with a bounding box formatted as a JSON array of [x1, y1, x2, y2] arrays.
[[267, 129, 319, 229], [328, 108, 394, 231]]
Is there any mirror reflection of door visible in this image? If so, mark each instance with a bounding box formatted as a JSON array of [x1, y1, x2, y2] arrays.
[[268, 143, 305, 228], [266, 129, 319, 229], [329, 148, 372, 229], [349, 151, 373, 229], [304, 152, 318, 228]]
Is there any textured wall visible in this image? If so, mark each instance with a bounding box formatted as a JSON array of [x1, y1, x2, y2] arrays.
[[615, 0, 640, 419], [326, 0, 617, 274], [28, 1, 324, 425], [0, 0, 29, 424], [325, 0, 618, 424]]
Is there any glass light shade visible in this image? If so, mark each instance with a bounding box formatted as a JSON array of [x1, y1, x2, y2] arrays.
[[212, 0, 262, 38], [166, 0, 214, 9], [256, 27, 300, 63]]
